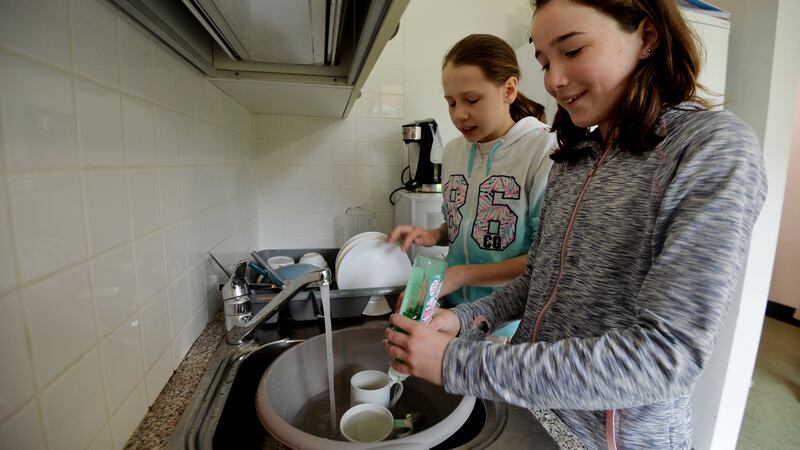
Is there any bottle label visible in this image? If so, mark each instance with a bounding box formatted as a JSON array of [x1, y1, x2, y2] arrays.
[[421, 276, 442, 324]]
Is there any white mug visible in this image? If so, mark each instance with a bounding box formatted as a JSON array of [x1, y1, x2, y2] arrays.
[[339, 403, 394, 443], [298, 252, 328, 269], [350, 370, 403, 409]]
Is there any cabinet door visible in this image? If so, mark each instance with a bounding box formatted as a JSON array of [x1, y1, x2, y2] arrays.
[[684, 10, 731, 107]]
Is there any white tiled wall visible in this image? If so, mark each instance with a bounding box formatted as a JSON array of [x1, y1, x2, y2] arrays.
[[0, 0, 257, 449], [253, 22, 409, 249]]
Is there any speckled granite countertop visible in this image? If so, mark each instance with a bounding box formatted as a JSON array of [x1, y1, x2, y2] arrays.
[[124, 311, 586, 450], [125, 311, 226, 450]]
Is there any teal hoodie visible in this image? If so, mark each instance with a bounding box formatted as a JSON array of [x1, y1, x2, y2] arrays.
[[441, 116, 555, 336]]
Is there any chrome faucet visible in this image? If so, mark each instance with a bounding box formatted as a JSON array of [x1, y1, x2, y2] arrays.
[[221, 260, 332, 345]]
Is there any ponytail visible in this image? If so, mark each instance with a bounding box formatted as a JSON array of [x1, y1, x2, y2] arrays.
[[511, 92, 546, 123]]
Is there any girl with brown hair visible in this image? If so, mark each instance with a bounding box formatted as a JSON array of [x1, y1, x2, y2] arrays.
[[385, 1, 767, 448], [388, 34, 556, 339]]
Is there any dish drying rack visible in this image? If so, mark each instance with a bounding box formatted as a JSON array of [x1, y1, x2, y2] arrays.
[[248, 248, 403, 321]]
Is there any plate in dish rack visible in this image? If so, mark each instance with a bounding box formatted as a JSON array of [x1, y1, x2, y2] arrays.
[[335, 231, 387, 274], [336, 239, 411, 289]]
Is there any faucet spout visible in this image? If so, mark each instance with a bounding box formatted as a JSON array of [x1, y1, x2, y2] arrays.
[[223, 268, 332, 345]]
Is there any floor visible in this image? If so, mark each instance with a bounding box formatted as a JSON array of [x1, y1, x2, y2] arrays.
[[737, 317, 800, 450]]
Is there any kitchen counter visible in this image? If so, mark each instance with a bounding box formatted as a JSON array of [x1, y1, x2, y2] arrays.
[[125, 311, 227, 450], [124, 311, 587, 450]]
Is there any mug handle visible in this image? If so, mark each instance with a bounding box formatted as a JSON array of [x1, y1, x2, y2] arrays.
[[388, 381, 404, 409]]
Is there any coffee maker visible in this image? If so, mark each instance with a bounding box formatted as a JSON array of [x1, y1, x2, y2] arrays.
[[401, 119, 443, 193]]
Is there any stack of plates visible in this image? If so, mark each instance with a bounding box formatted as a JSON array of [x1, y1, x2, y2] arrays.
[[335, 232, 411, 290]]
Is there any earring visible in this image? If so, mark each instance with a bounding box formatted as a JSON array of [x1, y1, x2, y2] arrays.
[[641, 48, 652, 58]]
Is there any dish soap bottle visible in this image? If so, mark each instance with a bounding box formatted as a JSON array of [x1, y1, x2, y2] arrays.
[[388, 255, 447, 382]]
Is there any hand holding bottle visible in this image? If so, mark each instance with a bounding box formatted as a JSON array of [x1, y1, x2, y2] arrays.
[[385, 313, 454, 386]]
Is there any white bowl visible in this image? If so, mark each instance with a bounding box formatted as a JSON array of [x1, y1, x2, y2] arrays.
[[256, 327, 476, 449], [298, 252, 328, 269], [266, 255, 294, 270], [340, 403, 394, 443]]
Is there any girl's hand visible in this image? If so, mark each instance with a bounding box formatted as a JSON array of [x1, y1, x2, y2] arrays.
[[384, 314, 455, 385], [386, 225, 440, 252], [428, 308, 460, 337]]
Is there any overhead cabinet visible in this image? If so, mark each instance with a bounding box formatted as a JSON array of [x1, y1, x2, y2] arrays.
[[111, 0, 409, 117]]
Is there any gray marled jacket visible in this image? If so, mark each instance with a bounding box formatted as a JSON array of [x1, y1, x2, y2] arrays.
[[444, 104, 767, 449]]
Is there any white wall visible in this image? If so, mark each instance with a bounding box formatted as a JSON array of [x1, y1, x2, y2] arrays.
[[0, 0, 258, 448], [692, 1, 800, 449], [253, 0, 536, 249], [768, 77, 800, 315]]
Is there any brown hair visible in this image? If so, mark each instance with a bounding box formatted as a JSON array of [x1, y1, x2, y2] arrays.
[[533, 0, 708, 163], [443, 34, 547, 123]]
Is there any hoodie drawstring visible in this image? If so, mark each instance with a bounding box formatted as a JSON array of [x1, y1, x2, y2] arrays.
[[485, 140, 503, 175], [467, 143, 477, 177]]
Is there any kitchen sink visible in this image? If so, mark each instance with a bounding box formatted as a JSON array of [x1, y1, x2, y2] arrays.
[[167, 305, 559, 449], [211, 338, 302, 449]]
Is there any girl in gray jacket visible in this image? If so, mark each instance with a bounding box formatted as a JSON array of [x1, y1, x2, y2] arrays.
[[385, 1, 768, 449]]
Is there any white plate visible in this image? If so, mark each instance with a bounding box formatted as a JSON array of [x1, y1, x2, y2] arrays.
[[336, 240, 411, 290], [335, 232, 386, 274], [341, 231, 386, 253]]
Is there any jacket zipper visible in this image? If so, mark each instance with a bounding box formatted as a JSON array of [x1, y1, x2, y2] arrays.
[[461, 141, 490, 303], [462, 150, 475, 303], [606, 409, 619, 450], [530, 144, 612, 341], [461, 226, 469, 302], [529, 144, 617, 450]]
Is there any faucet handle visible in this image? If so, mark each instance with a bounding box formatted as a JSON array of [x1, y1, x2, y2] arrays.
[[233, 259, 248, 279], [222, 259, 250, 301]]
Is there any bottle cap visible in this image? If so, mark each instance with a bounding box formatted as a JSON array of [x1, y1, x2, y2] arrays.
[[388, 366, 409, 382]]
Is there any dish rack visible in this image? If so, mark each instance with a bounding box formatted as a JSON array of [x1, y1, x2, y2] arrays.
[[250, 248, 403, 321]]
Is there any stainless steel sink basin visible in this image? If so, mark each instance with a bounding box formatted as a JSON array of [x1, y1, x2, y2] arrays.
[[209, 339, 303, 448], [167, 311, 559, 449]]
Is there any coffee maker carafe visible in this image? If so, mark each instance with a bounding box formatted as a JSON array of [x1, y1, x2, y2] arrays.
[[402, 119, 443, 193]]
